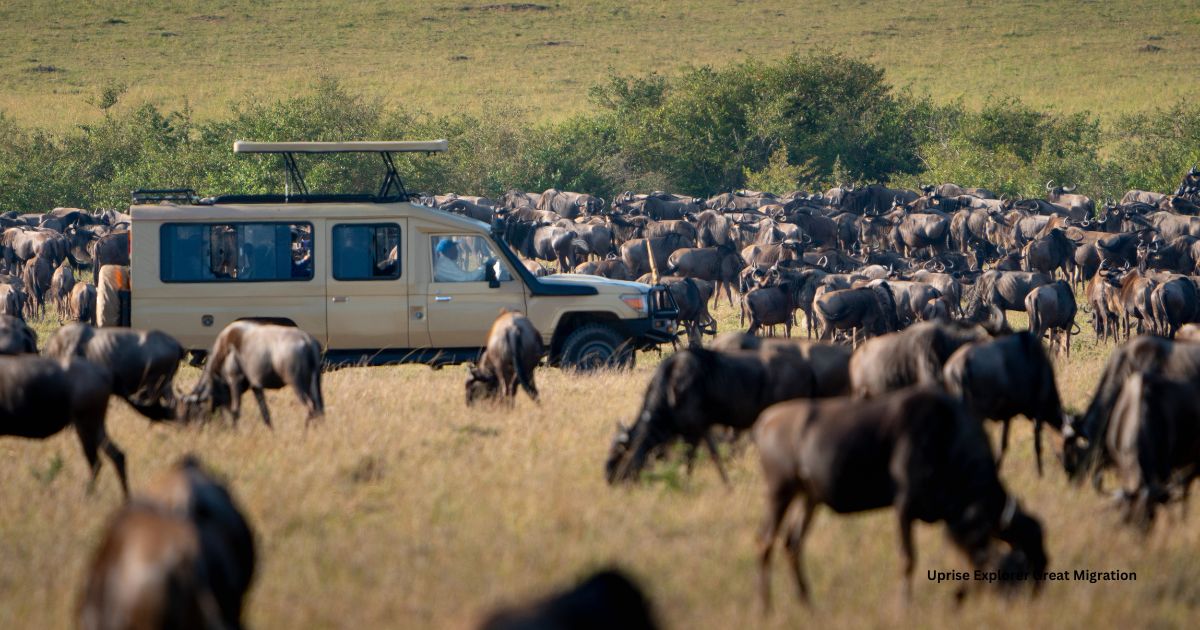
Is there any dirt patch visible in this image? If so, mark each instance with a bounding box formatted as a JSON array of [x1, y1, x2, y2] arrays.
[[458, 3, 550, 12]]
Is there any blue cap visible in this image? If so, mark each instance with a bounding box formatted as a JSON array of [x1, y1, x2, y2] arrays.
[[436, 239, 455, 254]]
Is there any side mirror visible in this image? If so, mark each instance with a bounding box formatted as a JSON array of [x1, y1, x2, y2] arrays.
[[485, 259, 501, 288]]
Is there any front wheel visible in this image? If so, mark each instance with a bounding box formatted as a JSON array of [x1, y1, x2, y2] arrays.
[[559, 324, 635, 372]]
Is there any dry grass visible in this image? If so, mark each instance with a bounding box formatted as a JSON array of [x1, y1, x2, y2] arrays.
[[1, 1, 1198, 129], [3, 300, 1200, 629]]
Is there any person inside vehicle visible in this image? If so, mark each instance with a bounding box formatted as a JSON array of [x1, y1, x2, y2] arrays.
[[433, 238, 486, 282]]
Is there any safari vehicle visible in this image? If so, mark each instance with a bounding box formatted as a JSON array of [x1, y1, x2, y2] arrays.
[[128, 141, 677, 369]]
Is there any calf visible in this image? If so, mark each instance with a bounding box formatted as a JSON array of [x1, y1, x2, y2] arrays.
[[45, 323, 185, 421], [0, 355, 126, 496], [181, 321, 324, 427], [754, 388, 1047, 610], [78, 455, 256, 630], [466, 310, 543, 405], [943, 332, 1066, 475]]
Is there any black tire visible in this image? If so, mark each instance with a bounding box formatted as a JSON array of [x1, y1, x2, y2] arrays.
[[559, 324, 635, 372]]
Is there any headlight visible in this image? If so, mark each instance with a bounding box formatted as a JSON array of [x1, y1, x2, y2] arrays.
[[621, 293, 647, 315]]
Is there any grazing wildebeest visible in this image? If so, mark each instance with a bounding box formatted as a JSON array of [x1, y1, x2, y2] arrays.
[[45, 323, 185, 421], [479, 568, 659, 630], [605, 347, 826, 484], [0, 314, 36, 354], [1025, 280, 1079, 357], [466, 310, 543, 405], [850, 322, 990, 398], [962, 270, 1052, 325], [181, 321, 324, 427], [69, 282, 97, 324], [78, 455, 256, 630], [753, 388, 1047, 610], [943, 331, 1066, 475], [0, 355, 126, 496]]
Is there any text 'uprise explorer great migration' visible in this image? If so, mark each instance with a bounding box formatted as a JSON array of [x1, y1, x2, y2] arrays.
[[928, 569, 1137, 584]]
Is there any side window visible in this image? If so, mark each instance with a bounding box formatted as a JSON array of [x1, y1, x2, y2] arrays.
[[332, 224, 402, 280], [431, 235, 512, 283], [160, 222, 313, 282]]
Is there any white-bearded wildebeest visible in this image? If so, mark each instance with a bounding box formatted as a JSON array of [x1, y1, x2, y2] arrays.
[[45, 323, 185, 421], [605, 346, 834, 485], [0, 314, 36, 354], [466, 310, 543, 406], [942, 331, 1066, 476], [69, 282, 97, 325], [48, 257, 75, 323], [665, 243, 744, 307], [1025, 280, 1080, 357], [78, 455, 256, 630], [574, 257, 633, 280], [961, 270, 1052, 326], [850, 322, 990, 398], [1148, 274, 1200, 339], [21, 251, 52, 319], [813, 282, 901, 346], [0, 355, 127, 496], [181, 321, 324, 427], [753, 387, 1047, 611], [479, 568, 659, 630]]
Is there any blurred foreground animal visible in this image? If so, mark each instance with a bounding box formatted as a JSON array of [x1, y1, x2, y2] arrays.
[[466, 310, 544, 405], [478, 568, 658, 630], [180, 321, 324, 427], [0, 313, 36, 354], [45, 323, 184, 421], [754, 388, 1047, 611], [78, 455, 256, 630], [0, 355, 126, 496]]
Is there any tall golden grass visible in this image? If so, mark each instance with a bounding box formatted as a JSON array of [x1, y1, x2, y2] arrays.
[[2, 301, 1199, 629]]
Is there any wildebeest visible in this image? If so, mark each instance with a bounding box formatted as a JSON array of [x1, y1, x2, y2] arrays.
[[45, 323, 185, 421], [813, 283, 900, 345], [78, 455, 256, 630], [21, 252, 52, 319], [466, 310, 543, 405], [0, 281, 24, 319], [753, 388, 1047, 610], [962, 270, 1052, 325], [90, 230, 130, 274], [743, 269, 800, 338], [180, 321, 324, 427], [665, 244, 744, 306], [0, 355, 126, 496], [48, 258, 75, 322], [0, 314, 36, 354], [943, 331, 1066, 475], [574, 257, 633, 280], [619, 234, 691, 278], [1021, 228, 1076, 279], [69, 282, 98, 324], [605, 346, 830, 484], [1149, 275, 1199, 339], [1025, 280, 1079, 356], [850, 322, 989, 398], [479, 568, 659, 630]]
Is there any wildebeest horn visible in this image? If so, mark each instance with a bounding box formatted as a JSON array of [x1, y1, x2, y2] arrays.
[[1063, 183, 1077, 193], [1045, 180, 1054, 191], [924, 259, 937, 271], [936, 261, 947, 272], [817, 255, 828, 268], [1081, 217, 1091, 227]]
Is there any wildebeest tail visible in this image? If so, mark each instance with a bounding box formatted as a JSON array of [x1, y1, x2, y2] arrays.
[[508, 326, 538, 401], [308, 340, 325, 413]]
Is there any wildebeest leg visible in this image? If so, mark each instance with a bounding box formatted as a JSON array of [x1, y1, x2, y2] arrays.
[[100, 434, 129, 498], [784, 496, 818, 603], [703, 433, 730, 486], [75, 423, 102, 495], [996, 419, 1011, 470], [251, 387, 272, 429], [758, 483, 796, 614], [1033, 417, 1044, 477], [897, 508, 917, 602]]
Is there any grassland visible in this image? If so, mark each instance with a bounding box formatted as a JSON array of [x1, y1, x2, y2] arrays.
[[1, 1, 1198, 130], [2, 300, 1198, 629]]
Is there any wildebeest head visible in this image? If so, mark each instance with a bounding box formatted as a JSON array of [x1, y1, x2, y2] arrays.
[[604, 422, 635, 484], [464, 363, 501, 406]]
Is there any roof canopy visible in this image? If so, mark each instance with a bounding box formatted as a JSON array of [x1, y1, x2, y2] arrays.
[[233, 140, 448, 154]]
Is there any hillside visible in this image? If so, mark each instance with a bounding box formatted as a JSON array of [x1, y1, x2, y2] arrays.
[[1, 0, 1197, 129]]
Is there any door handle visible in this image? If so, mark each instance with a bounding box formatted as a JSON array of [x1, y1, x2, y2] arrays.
[[434, 296, 452, 302], [331, 296, 347, 303]]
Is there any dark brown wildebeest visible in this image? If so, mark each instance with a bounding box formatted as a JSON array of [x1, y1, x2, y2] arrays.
[[21, 252, 52, 319], [605, 346, 829, 484], [0, 314, 36, 354], [1149, 275, 1199, 339], [0, 355, 126, 496], [1025, 280, 1079, 357], [466, 310, 543, 405], [741, 240, 803, 269], [710, 333, 852, 397], [45, 323, 185, 421], [1044, 181, 1094, 219], [537, 189, 606, 219], [892, 211, 950, 256], [665, 244, 744, 306], [872, 279, 942, 327], [181, 321, 324, 427], [1086, 270, 1119, 343], [69, 282, 97, 324], [840, 184, 918, 215], [89, 230, 130, 276], [78, 455, 256, 630], [48, 258, 75, 322], [506, 221, 580, 272], [619, 233, 691, 278], [962, 270, 1052, 325], [574, 257, 633, 280], [943, 331, 1066, 475], [479, 568, 659, 630], [2, 226, 69, 272], [850, 322, 990, 398], [0, 281, 24, 319], [813, 282, 901, 346], [743, 269, 800, 338], [647, 276, 715, 348], [753, 388, 1047, 610], [1021, 228, 1076, 279]]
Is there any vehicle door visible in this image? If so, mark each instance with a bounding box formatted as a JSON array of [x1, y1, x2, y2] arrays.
[[422, 233, 526, 348], [325, 220, 409, 349]]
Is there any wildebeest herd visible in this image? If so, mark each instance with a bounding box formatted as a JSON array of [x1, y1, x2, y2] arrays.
[[5, 167, 1200, 627]]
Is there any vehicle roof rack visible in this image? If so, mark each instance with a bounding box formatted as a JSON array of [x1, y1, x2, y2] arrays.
[[132, 188, 200, 204], [231, 139, 446, 202]]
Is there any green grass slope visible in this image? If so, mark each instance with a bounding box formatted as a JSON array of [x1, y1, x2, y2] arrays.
[[1, 1, 1197, 129]]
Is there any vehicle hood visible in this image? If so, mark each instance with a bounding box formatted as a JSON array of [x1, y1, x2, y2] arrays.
[[538, 274, 651, 292]]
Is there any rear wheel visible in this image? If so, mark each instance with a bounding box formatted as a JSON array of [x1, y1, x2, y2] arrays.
[[559, 324, 634, 372]]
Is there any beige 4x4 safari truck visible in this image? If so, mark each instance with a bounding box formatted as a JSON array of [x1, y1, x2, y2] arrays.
[[128, 141, 677, 370]]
